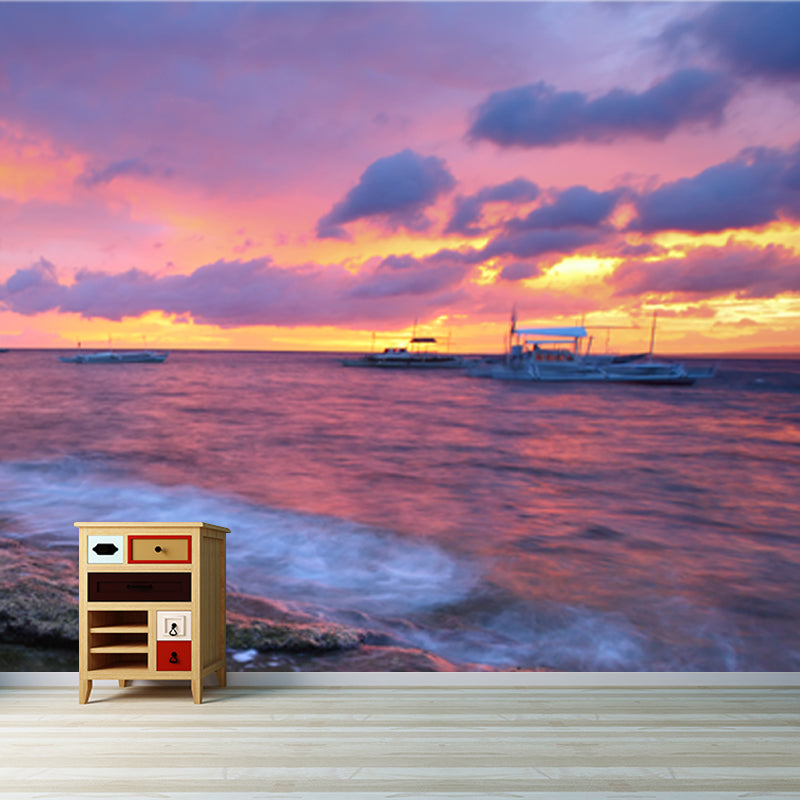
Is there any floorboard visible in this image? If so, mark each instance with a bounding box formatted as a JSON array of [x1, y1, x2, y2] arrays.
[[0, 685, 797, 798]]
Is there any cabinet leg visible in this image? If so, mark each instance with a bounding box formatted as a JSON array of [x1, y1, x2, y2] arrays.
[[79, 679, 93, 704], [191, 676, 203, 704], [119, 680, 129, 688], [215, 666, 227, 687]]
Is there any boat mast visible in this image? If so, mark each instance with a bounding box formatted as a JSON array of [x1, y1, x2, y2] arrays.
[[649, 312, 658, 357], [507, 306, 517, 364]]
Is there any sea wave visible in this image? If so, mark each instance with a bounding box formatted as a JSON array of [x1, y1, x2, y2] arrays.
[[0, 457, 480, 617], [0, 456, 658, 670]]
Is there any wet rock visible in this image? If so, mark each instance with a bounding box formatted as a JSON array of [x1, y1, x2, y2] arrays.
[[226, 614, 364, 653], [0, 536, 79, 647]]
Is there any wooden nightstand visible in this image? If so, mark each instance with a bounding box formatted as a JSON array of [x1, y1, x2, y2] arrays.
[[77, 521, 228, 704]]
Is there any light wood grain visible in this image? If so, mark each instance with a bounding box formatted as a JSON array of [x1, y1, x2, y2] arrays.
[[0, 686, 797, 798], [77, 522, 227, 704]]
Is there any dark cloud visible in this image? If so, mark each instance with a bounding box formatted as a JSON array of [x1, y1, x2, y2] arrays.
[[509, 186, 622, 230], [452, 184, 618, 268], [0, 253, 472, 327], [611, 243, 800, 299], [445, 178, 539, 236], [670, 3, 800, 81], [348, 250, 470, 299], [77, 158, 172, 188], [477, 227, 605, 263], [499, 262, 542, 282], [630, 143, 800, 233], [1, 258, 65, 314], [316, 149, 456, 239], [468, 69, 734, 148]]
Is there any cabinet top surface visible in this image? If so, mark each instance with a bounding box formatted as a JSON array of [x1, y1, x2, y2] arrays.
[[75, 521, 229, 533]]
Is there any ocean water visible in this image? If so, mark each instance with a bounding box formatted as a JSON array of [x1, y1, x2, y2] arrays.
[[1, 349, 798, 671]]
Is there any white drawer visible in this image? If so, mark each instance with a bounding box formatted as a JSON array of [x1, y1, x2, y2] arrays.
[[156, 610, 191, 641], [87, 535, 124, 564]]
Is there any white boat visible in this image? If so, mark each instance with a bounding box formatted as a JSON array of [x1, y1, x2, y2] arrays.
[[468, 318, 714, 386], [342, 337, 464, 369], [58, 350, 169, 364]]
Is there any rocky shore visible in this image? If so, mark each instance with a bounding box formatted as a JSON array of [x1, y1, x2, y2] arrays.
[[0, 535, 464, 671]]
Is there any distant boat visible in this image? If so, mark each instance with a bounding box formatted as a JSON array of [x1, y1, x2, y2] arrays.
[[341, 337, 464, 369], [468, 316, 714, 385], [58, 350, 169, 364]]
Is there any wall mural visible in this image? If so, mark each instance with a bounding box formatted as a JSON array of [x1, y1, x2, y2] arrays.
[[1, 3, 798, 673]]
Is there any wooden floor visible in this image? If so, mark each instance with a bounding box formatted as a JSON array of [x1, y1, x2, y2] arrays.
[[0, 684, 798, 798]]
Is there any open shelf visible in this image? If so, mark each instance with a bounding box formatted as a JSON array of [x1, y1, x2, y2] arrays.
[[90, 642, 148, 654], [87, 609, 150, 672], [90, 624, 148, 634], [86, 664, 154, 678]]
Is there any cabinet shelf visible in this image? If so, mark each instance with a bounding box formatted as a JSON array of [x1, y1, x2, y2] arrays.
[[90, 624, 148, 634], [90, 642, 148, 654], [87, 664, 154, 678]]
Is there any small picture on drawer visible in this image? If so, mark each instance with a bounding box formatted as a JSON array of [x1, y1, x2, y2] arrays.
[[156, 610, 191, 641], [128, 535, 191, 563]]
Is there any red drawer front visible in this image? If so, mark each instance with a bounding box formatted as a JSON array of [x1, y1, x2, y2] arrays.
[[157, 640, 192, 671]]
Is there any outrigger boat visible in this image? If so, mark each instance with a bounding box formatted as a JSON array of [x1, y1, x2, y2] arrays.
[[58, 350, 169, 364], [341, 336, 463, 369], [468, 315, 714, 385]]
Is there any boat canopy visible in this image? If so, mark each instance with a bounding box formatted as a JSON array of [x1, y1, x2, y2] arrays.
[[513, 326, 587, 338], [410, 337, 437, 343]]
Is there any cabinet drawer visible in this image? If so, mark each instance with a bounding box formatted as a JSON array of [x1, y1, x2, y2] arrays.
[[157, 640, 192, 671], [87, 535, 125, 564], [156, 610, 191, 641], [87, 572, 191, 602], [128, 535, 191, 564]]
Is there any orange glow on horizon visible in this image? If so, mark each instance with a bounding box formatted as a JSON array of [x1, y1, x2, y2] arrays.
[[2, 303, 798, 357]]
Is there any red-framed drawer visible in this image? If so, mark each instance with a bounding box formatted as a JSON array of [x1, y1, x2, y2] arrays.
[[128, 535, 192, 564]]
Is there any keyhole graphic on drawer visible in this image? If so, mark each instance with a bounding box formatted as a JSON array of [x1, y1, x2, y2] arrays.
[[169, 652, 179, 664], [169, 623, 178, 636]]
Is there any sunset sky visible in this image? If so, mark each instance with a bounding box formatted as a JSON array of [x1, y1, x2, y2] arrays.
[[1, 1, 799, 354]]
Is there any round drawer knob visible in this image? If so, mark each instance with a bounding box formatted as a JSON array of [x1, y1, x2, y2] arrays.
[[154, 546, 162, 553]]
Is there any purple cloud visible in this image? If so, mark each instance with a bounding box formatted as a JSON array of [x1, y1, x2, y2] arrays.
[[0, 253, 473, 328], [77, 158, 172, 188], [509, 186, 622, 231], [468, 69, 734, 148], [316, 149, 456, 239], [611, 243, 800, 299], [475, 228, 606, 264], [499, 262, 542, 282], [445, 178, 539, 236], [668, 3, 800, 82], [349, 251, 470, 299], [630, 143, 800, 234], [1, 258, 65, 314]]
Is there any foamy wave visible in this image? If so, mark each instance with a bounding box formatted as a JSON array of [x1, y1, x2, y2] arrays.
[[0, 457, 480, 617], [0, 457, 670, 670]]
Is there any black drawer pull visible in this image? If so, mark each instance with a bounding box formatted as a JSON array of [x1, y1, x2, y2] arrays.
[[169, 652, 179, 664], [92, 543, 119, 556], [125, 583, 154, 591], [154, 546, 163, 553]]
